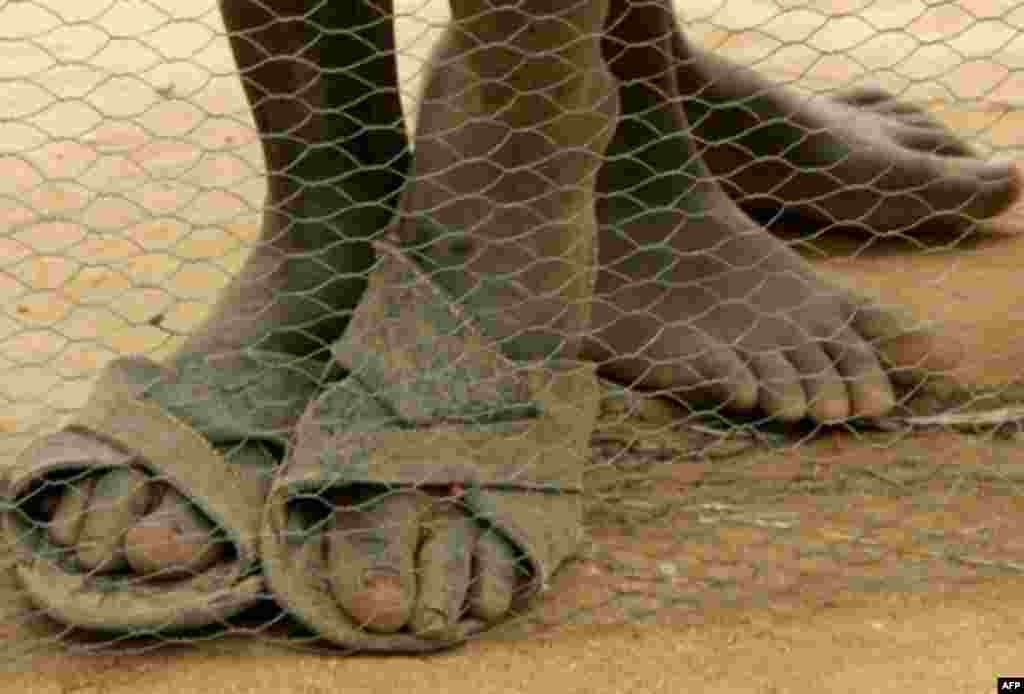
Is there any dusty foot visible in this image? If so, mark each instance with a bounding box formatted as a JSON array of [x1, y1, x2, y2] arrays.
[[38, 0, 409, 581], [675, 42, 1021, 232], [582, 0, 958, 423]]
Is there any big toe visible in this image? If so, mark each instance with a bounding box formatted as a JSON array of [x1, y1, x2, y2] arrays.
[[326, 490, 426, 633], [123, 485, 226, 578], [927, 156, 1021, 221], [850, 297, 964, 385], [966, 158, 1021, 218]]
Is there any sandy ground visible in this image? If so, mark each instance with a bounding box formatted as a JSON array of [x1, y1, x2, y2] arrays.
[[3, 0, 1024, 691]]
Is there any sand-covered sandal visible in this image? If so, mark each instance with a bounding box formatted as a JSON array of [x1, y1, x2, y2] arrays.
[[3, 351, 322, 633], [262, 240, 600, 652]]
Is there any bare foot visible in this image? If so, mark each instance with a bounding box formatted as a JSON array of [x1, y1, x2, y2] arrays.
[[583, 0, 957, 423], [674, 40, 1021, 233], [42, 0, 409, 579]]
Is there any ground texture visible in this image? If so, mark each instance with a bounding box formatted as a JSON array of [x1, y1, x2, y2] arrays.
[[3, 1, 1024, 690]]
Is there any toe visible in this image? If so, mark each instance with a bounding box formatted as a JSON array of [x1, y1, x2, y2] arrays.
[[887, 124, 976, 158], [747, 350, 808, 422], [327, 490, 426, 634], [691, 339, 761, 412], [848, 298, 964, 386], [650, 328, 760, 412], [75, 468, 156, 572], [833, 86, 896, 108], [975, 159, 1023, 218], [787, 342, 851, 423], [825, 325, 896, 418], [833, 86, 944, 128], [864, 154, 1021, 231], [595, 328, 760, 413], [468, 528, 524, 623], [409, 505, 478, 639], [47, 474, 97, 547], [929, 156, 1021, 221], [864, 98, 945, 126], [123, 484, 226, 578]]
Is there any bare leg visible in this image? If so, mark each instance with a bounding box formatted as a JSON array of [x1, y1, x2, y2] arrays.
[[583, 0, 956, 422], [182, 0, 409, 359], [327, 0, 619, 634], [46, 0, 410, 575], [674, 37, 1020, 232]]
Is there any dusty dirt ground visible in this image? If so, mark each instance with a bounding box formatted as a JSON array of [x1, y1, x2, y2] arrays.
[[4, 1, 1024, 691]]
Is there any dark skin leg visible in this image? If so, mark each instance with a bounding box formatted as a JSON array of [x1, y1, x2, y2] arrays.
[[180, 0, 410, 360]]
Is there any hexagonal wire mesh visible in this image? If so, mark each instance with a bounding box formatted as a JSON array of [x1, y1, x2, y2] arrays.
[[1, 0, 1024, 660]]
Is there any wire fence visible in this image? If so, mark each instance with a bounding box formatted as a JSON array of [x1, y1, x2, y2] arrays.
[[2, 0, 1024, 659]]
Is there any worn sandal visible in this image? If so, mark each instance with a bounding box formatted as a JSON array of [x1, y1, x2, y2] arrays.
[[3, 351, 322, 633], [261, 240, 600, 651]]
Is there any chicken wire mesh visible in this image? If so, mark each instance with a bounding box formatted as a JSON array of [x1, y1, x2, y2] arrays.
[[2, 0, 1024, 660]]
